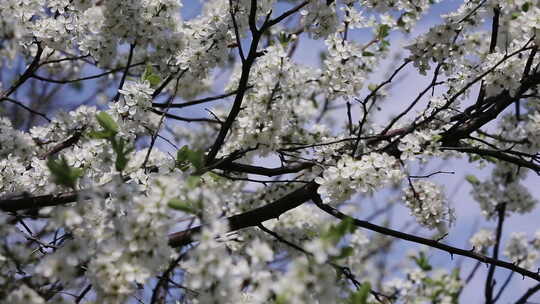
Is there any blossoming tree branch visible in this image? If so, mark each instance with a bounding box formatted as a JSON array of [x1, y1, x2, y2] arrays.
[[1, 0, 540, 303]]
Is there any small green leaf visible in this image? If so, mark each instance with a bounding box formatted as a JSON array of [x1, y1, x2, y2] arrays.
[[412, 252, 432, 271], [88, 130, 115, 140], [176, 145, 205, 171], [274, 294, 288, 304], [186, 175, 202, 189], [115, 151, 130, 172], [349, 282, 371, 304], [142, 64, 162, 87], [167, 198, 197, 214], [522, 2, 530, 12], [431, 134, 443, 142], [47, 156, 83, 189], [187, 149, 205, 171], [95, 112, 118, 135], [111, 138, 133, 172], [376, 24, 391, 39], [176, 145, 191, 170], [379, 39, 391, 51], [362, 51, 375, 57], [325, 217, 356, 243], [333, 246, 354, 260], [465, 174, 480, 185], [278, 32, 291, 46], [203, 171, 222, 182]]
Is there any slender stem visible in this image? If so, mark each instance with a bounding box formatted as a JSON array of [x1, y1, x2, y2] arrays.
[[485, 203, 506, 304]]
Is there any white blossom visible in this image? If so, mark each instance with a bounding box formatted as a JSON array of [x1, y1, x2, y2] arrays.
[[403, 180, 455, 230]]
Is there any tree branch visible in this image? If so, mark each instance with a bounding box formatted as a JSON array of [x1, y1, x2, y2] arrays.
[[0, 192, 78, 213], [485, 203, 506, 303], [167, 181, 318, 247], [311, 195, 540, 283]]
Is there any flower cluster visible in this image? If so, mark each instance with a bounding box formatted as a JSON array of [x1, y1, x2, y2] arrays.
[[321, 33, 381, 99], [315, 153, 404, 204], [403, 180, 455, 230], [175, 0, 236, 97], [363, 0, 435, 31], [271, 256, 343, 304], [405, 23, 461, 75], [504, 232, 539, 268], [222, 44, 319, 155], [384, 267, 462, 303], [469, 229, 496, 252], [300, 1, 339, 38], [470, 163, 537, 219], [36, 175, 179, 303], [397, 128, 444, 161], [6, 285, 45, 304], [113, 80, 160, 134], [482, 53, 524, 98], [0, 117, 35, 160], [184, 221, 273, 303]]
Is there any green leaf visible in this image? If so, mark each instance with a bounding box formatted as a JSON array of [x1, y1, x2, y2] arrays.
[[431, 134, 443, 142], [465, 175, 479, 185], [274, 295, 288, 304], [142, 64, 162, 87], [349, 282, 371, 304], [176, 145, 205, 171], [187, 149, 205, 170], [88, 130, 115, 140], [522, 2, 530, 12], [47, 156, 83, 189], [89, 112, 118, 139], [278, 32, 291, 46], [111, 138, 133, 172], [376, 24, 391, 39], [176, 145, 191, 170], [325, 217, 356, 243], [333, 246, 354, 260], [362, 51, 375, 57], [412, 252, 432, 271], [95, 112, 118, 135], [186, 175, 202, 189], [379, 39, 391, 52], [167, 198, 197, 214], [115, 151, 130, 172], [203, 171, 222, 182]]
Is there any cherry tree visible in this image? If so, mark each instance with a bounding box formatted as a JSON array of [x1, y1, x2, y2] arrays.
[[1, 0, 540, 303]]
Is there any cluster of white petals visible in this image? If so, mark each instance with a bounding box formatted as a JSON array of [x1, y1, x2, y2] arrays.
[[469, 229, 496, 252], [315, 153, 404, 204], [504, 232, 539, 268], [470, 163, 537, 218], [403, 180, 455, 230], [114, 80, 160, 134], [223, 44, 319, 154], [384, 267, 462, 304]]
